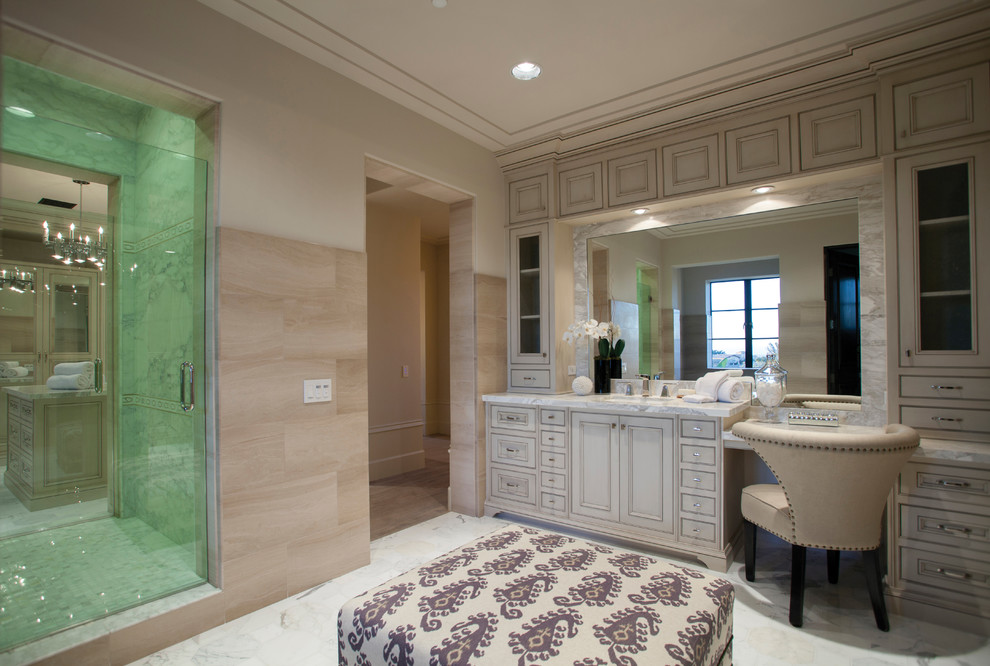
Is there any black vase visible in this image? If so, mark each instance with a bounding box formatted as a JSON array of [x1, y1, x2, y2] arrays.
[[593, 358, 611, 393]]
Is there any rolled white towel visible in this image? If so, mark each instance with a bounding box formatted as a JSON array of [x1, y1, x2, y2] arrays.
[[717, 379, 746, 402], [46, 373, 94, 390], [1, 366, 29, 378], [726, 369, 743, 377], [54, 361, 94, 377], [694, 371, 729, 400], [0, 360, 20, 369], [682, 393, 716, 403]]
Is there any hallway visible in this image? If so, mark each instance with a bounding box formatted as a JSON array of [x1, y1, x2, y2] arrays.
[[369, 434, 449, 540]]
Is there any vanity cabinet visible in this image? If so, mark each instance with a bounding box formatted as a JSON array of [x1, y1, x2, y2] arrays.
[[888, 459, 990, 623], [894, 141, 990, 440], [485, 394, 747, 572]]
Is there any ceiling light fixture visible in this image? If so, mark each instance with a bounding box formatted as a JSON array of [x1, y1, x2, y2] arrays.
[[512, 62, 541, 81], [42, 179, 107, 268], [632, 208, 649, 215], [432, 0, 447, 7], [751, 185, 774, 194], [5, 106, 36, 118]]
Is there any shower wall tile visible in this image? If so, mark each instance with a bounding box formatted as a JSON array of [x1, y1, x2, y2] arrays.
[[218, 227, 370, 621]]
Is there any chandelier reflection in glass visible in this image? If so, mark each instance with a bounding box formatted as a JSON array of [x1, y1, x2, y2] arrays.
[[41, 179, 107, 268], [0, 267, 35, 293]]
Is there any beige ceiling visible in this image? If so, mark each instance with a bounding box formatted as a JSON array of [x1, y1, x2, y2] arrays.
[[198, 0, 981, 152]]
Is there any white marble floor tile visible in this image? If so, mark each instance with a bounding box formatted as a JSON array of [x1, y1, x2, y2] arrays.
[[130, 512, 990, 665]]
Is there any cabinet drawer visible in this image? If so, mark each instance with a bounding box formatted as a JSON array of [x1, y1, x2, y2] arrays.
[[901, 406, 990, 435], [20, 458, 32, 483], [680, 517, 717, 544], [680, 419, 715, 440], [541, 430, 566, 450], [8, 399, 20, 422], [681, 444, 716, 466], [540, 449, 566, 470], [510, 369, 551, 389], [19, 401, 33, 420], [491, 433, 536, 468], [540, 491, 567, 516], [20, 426, 32, 449], [900, 504, 990, 554], [8, 421, 20, 449], [490, 466, 537, 505], [540, 408, 565, 428], [491, 405, 537, 432], [899, 462, 990, 509], [900, 376, 990, 402], [541, 471, 567, 492], [680, 469, 716, 493], [899, 546, 990, 599], [680, 492, 717, 518]]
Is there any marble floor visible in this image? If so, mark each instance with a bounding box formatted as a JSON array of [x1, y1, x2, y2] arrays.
[[129, 512, 990, 665], [0, 465, 109, 539]]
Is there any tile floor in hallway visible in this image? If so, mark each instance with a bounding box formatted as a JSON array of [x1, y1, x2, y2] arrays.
[[129, 512, 990, 665]]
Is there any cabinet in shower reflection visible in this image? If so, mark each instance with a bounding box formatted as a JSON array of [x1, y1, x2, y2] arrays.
[[4, 387, 107, 510]]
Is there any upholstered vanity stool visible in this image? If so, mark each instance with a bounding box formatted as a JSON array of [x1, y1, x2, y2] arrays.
[[731, 421, 919, 630]]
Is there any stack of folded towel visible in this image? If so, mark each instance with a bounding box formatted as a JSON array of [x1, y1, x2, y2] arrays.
[[1, 361, 30, 378], [682, 369, 748, 403], [46, 361, 95, 390]]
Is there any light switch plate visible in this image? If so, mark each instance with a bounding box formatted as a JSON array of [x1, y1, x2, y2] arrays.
[[303, 378, 332, 403]]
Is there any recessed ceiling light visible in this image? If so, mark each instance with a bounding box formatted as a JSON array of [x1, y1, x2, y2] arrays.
[[512, 62, 541, 81], [5, 106, 35, 118], [432, 0, 447, 7], [85, 131, 113, 142], [632, 208, 649, 215], [751, 185, 774, 194]]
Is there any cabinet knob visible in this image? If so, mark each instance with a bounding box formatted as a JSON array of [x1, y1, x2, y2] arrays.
[[611, 423, 617, 429], [692, 477, 701, 483]]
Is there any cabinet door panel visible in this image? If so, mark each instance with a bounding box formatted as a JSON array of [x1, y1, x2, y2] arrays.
[[570, 412, 618, 521], [509, 225, 550, 365], [619, 416, 674, 532], [893, 63, 990, 150]]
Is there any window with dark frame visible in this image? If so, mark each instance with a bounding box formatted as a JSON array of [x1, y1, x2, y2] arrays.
[[708, 277, 780, 369]]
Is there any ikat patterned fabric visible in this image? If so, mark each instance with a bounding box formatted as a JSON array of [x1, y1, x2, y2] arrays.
[[337, 524, 733, 665]]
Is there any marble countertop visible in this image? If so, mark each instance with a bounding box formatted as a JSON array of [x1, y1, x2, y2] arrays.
[[483, 392, 750, 418], [3, 385, 105, 400], [722, 419, 990, 465]]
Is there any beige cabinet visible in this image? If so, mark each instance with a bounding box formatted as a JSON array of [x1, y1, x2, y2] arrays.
[[889, 459, 990, 622], [570, 411, 619, 521], [798, 96, 877, 170], [607, 150, 658, 208], [4, 388, 107, 510], [725, 116, 791, 185], [662, 134, 720, 197], [558, 162, 604, 217], [892, 63, 990, 151], [508, 173, 551, 224]]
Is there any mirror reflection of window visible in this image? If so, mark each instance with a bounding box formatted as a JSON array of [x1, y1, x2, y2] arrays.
[[708, 277, 780, 369]]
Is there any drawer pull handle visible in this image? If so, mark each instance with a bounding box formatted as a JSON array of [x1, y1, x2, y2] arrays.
[[523, 376, 535, 381], [505, 447, 519, 453], [692, 477, 701, 483], [937, 479, 971, 489], [547, 437, 555, 441], [547, 478, 555, 483], [692, 528, 701, 533], [693, 426, 702, 432], [547, 457, 556, 462], [547, 499, 555, 504], [547, 414, 555, 420], [935, 567, 971, 580], [931, 417, 962, 423], [936, 524, 972, 535], [505, 483, 519, 488], [693, 452, 701, 457], [503, 415, 520, 422], [611, 423, 617, 429], [693, 503, 702, 508], [930, 385, 961, 390]]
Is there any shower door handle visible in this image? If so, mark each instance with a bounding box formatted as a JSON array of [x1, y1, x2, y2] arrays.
[[180, 361, 195, 412]]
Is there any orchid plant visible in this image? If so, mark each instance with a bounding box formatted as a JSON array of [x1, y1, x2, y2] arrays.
[[563, 319, 625, 359]]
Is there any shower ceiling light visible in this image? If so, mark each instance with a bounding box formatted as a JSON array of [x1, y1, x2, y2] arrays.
[[512, 62, 541, 80], [5, 106, 35, 118], [85, 131, 113, 142]]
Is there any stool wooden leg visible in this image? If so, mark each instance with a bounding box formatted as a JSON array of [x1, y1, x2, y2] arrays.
[[744, 520, 757, 582], [789, 544, 806, 628], [827, 549, 840, 584], [863, 547, 890, 631]]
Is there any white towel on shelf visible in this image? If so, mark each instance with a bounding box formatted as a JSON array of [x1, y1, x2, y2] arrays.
[[1, 366, 29, 378], [716, 379, 746, 402], [53, 361, 94, 377], [694, 371, 730, 401], [46, 373, 94, 390], [0, 361, 20, 370], [682, 393, 716, 403]]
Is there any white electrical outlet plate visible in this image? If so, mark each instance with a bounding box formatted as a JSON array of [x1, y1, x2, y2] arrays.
[[567, 365, 576, 376], [303, 378, 333, 403]]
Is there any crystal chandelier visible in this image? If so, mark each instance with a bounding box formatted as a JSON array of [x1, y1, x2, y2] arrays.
[[42, 179, 107, 267], [0, 267, 35, 293]]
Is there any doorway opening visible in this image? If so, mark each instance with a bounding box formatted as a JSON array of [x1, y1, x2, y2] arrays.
[[364, 157, 470, 539], [824, 243, 861, 395]]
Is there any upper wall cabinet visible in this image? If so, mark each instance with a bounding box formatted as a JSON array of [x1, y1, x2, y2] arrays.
[[799, 96, 877, 170], [558, 162, 604, 216], [508, 173, 551, 224], [608, 150, 658, 207], [893, 63, 990, 151], [662, 134, 720, 197], [725, 117, 791, 185]]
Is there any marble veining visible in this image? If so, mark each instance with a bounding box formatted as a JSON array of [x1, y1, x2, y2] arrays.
[[484, 390, 749, 417]]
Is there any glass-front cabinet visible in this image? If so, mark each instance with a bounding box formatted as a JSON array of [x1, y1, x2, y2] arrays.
[[897, 142, 989, 367], [509, 223, 550, 367]]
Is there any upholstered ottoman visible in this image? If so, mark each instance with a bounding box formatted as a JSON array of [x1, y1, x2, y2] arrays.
[[338, 524, 733, 665]]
